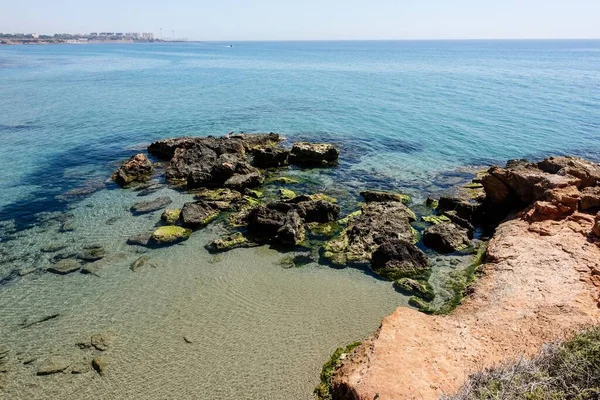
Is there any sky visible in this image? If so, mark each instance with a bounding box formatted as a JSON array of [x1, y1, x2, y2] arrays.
[[2, 0, 600, 41]]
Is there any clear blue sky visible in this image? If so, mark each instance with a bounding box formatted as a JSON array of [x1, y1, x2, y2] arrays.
[[2, 0, 599, 41]]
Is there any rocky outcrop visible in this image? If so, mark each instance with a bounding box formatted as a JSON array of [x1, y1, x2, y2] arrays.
[[323, 200, 420, 279], [479, 157, 600, 222], [423, 222, 471, 253], [288, 142, 339, 166], [112, 153, 153, 187], [330, 213, 600, 399], [252, 147, 290, 168]]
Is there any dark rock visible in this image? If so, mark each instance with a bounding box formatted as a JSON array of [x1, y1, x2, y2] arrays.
[[323, 201, 417, 266], [224, 172, 264, 191], [179, 201, 219, 228], [288, 142, 339, 166], [130, 196, 172, 214], [275, 211, 305, 245], [581, 186, 600, 210], [252, 147, 289, 168], [437, 196, 480, 222], [442, 211, 475, 238], [247, 206, 287, 238], [371, 238, 430, 280], [167, 145, 218, 182], [360, 190, 409, 203], [112, 153, 153, 187], [423, 223, 471, 253], [296, 200, 340, 223]]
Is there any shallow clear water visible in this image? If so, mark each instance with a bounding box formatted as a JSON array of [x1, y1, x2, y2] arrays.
[[0, 40, 599, 399]]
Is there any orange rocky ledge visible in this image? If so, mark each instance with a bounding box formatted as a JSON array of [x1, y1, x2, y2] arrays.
[[330, 156, 600, 400]]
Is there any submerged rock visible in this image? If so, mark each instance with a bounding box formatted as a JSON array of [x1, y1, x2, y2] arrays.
[[289, 142, 339, 166], [77, 246, 106, 262], [126, 232, 152, 247], [47, 259, 81, 275], [423, 223, 471, 253], [179, 201, 220, 228], [130, 255, 153, 271], [37, 357, 70, 375], [394, 278, 435, 301], [130, 196, 173, 214], [112, 153, 153, 187], [92, 356, 108, 376], [207, 233, 251, 252], [151, 226, 192, 244]]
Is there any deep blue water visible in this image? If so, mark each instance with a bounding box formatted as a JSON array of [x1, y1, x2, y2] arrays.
[[1, 40, 599, 226]]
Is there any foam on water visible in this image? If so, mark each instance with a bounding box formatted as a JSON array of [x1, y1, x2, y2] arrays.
[[0, 40, 599, 399]]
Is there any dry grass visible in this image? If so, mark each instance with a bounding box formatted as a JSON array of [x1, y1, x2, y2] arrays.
[[446, 325, 600, 400]]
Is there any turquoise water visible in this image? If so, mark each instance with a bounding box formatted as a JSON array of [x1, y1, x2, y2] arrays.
[[0, 40, 599, 399]]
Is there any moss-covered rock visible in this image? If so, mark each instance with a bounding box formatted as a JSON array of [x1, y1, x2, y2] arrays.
[[161, 208, 181, 225], [408, 296, 432, 312], [422, 214, 451, 225], [314, 342, 362, 400], [279, 188, 297, 201], [307, 221, 340, 238], [265, 176, 300, 185], [207, 233, 250, 252], [192, 188, 242, 202], [151, 226, 192, 244], [394, 278, 435, 301], [244, 188, 264, 199], [309, 193, 337, 203], [360, 190, 410, 204], [338, 210, 361, 226]]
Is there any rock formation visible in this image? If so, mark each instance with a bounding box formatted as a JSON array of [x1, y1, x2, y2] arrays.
[[328, 156, 600, 400], [112, 153, 153, 187]]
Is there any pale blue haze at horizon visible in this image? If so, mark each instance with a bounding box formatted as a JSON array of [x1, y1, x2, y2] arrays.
[[1, 0, 600, 41]]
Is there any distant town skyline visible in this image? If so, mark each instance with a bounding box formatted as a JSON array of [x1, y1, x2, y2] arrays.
[[1, 0, 599, 41]]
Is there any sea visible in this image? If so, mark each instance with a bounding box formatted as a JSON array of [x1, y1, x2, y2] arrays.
[[0, 40, 599, 399]]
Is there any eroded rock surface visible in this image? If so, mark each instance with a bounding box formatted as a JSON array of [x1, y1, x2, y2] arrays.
[[330, 214, 600, 400], [112, 153, 153, 187]]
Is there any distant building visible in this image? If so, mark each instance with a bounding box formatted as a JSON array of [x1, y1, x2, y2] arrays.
[[31, 33, 39, 39], [141, 33, 154, 40]]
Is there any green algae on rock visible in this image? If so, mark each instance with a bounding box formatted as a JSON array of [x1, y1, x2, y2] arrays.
[[309, 193, 337, 203], [193, 188, 242, 202], [278, 188, 297, 201], [161, 208, 181, 225], [394, 278, 435, 301], [315, 342, 362, 400], [207, 233, 251, 252], [360, 190, 410, 204], [151, 226, 192, 244], [265, 176, 300, 185], [422, 214, 451, 225]]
